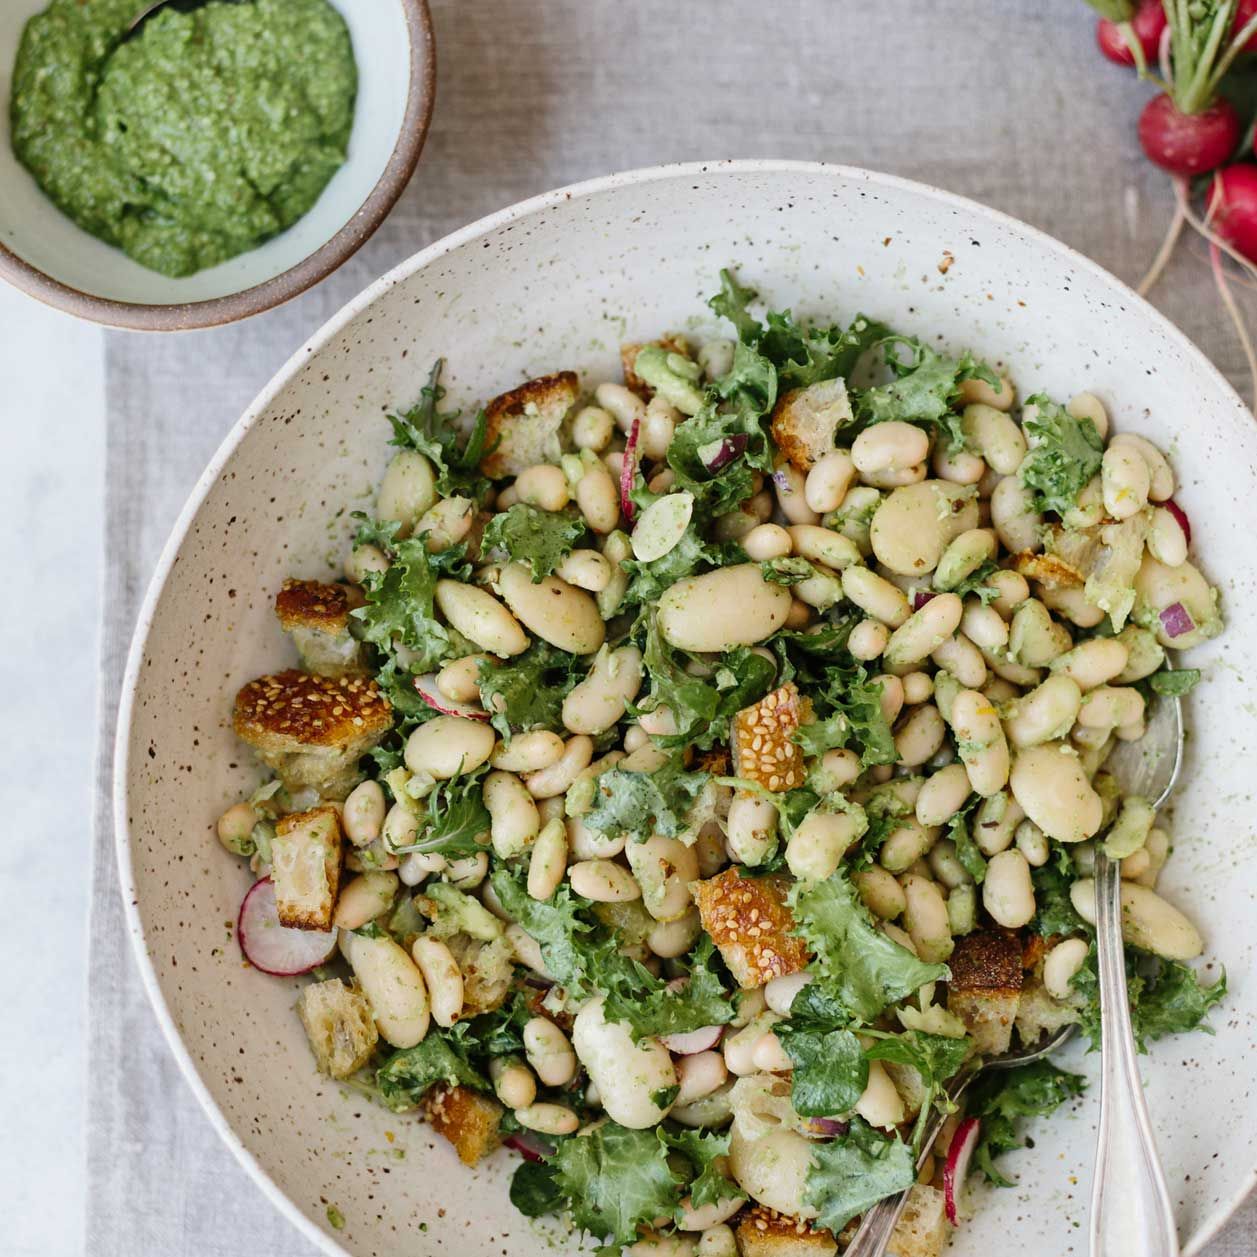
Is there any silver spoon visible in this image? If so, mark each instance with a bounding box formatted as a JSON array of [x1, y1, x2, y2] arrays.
[[125, 0, 245, 40], [844, 1023, 1075, 1257], [1088, 672, 1184, 1257]]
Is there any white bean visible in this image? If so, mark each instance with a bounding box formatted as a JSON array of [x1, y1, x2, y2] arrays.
[[556, 548, 612, 592], [788, 524, 861, 570], [648, 909, 702, 959], [377, 450, 437, 534], [951, 688, 1010, 796], [846, 619, 887, 661], [855, 866, 907, 919], [901, 873, 952, 963], [490, 1057, 537, 1109], [339, 930, 429, 1049], [342, 780, 386, 847], [345, 542, 389, 585], [1067, 391, 1109, 440], [499, 563, 605, 654], [1010, 743, 1103, 843], [1008, 599, 1070, 667], [743, 523, 793, 561], [963, 404, 1027, 475], [857, 1060, 906, 1129], [491, 729, 566, 773], [398, 848, 444, 886], [528, 818, 569, 901], [933, 528, 997, 591], [515, 1103, 580, 1136], [772, 462, 819, 524], [216, 801, 258, 855], [524, 1016, 578, 1088], [628, 835, 700, 921], [785, 809, 864, 882], [885, 593, 964, 669], [658, 565, 792, 651], [434, 580, 529, 656], [1015, 819, 1050, 867], [861, 462, 927, 489], [895, 704, 946, 767], [983, 849, 1035, 928], [960, 600, 1008, 651], [1070, 879, 1202, 960], [569, 859, 641, 901], [933, 444, 987, 484], [572, 405, 615, 452], [878, 818, 935, 873], [973, 792, 1024, 856], [960, 374, 1015, 410], [596, 381, 647, 432], [483, 770, 541, 858], [562, 645, 644, 735], [991, 475, 1043, 554], [437, 654, 488, 704], [415, 495, 475, 551], [915, 763, 973, 827], [804, 450, 857, 513], [1148, 506, 1189, 567], [643, 398, 679, 460], [1003, 675, 1083, 748], [576, 462, 622, 534], [525, 735, 594, 798], [1110, 432, 1174, 501], [841, 566, 911, 627], [405, 716, 496, 780], [1043, 937, 1090, 1000], [870, 482, 978, 576], [1078, 685, 1146, 731], [411, 936, 464, 1028], [988, 569, 1031, 618], [1101, 443, 1151, 520], [852, 421, 930, 473], [573, 997, 677, 1127]]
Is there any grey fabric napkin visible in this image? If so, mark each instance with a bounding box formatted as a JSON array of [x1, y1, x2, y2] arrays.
[[87, 1, 1257, 1253]]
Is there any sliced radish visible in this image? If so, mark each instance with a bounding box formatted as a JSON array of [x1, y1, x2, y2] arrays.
[[1158, 601, 1196, 639], [238, 877, 338, 976], [414, 673, 489, 721], [1163, 498, 1192, 546], [631, 491, 694, 562], [661, 1024, 724, 1055], [698, 432, 748, 473], [911, 590, 936, 611], [944, 1116, 981, 1226], [620, 417, 641, 522], [803, 1116, 848, 1138], [505, 1132, 553, 1162]]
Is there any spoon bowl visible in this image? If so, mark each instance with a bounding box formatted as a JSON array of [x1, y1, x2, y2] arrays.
[[126, 0, 245, 40]]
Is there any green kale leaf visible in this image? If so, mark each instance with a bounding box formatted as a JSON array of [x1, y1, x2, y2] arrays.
[[947, 798, 986, 885], [604, 937, 736, 1041], [804, 1119, 917, 1234], [777, 1022, 868, 1117], [1018, 394, 1104, 517], [391, 769, 491, 859], [660, 1128, 741, 1211], [478, 642, 582, 740], [583, 755, 712, 844], [1030, 845, 1086, 937], [480, 504, 587, 581], [509, 1161, 564, 1217], [1147, 666, 1202, 697], [375, 1033, 488, 1111]]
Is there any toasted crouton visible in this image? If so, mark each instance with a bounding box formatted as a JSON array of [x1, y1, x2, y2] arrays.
[[732, 683, 812, 792], [621, 335, 690, 397], [446, 933, 513, 1017], [1013, 550, 1084, 590], [888, 1184, 948, 1257], [770, 378, 853, 471], [479, 372, 578, 479], [947, 929, 1023, 1055], [233, 670, 392, 799], [423, 1084, 503, 1166], [736, 1205, 838, 1256], [692, 869, 809, 989], [271, 804, 342, 931], [1015, 969, 1082, 1046], [296, 978, 378, 1078], [274, 579, 367, 679]]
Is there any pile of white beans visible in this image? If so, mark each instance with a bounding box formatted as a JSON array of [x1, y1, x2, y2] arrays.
[[218, 328, 1218, 1255]]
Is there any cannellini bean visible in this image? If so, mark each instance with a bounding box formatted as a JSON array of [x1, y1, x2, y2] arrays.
[[1111, 432, 1174, 501], [876, 674, 905, 725], [1101, 442, 1151, 520], [398, 848, 443, 886], [973, 792, 1024, 855], [1134, 556, 1219, 648], [514, 463, 570, 512], [983, 849, 1036, 928], [405, 717, 496, 781], [1003, 675, 1083, 748], [1147, 506, 1189, 567], [377, 450, 437, 534], [963, 404, 1027, 475], [793, 571, 843, 610], [569, 859, 641, 902], [437, 654, 488, 704], [951, 689, 1010, 796], [805, 450, 857, 513], [930, 633, 987, 688], [902, 671, 934, 705], [490, 1057, 537, 1110], [573, 998, 677, 1127], [743, 523, 793, 561], [339, 930, 429, 1049], [855, 866, 907, 919], [928, 839, 973, 890], [528, 818, 569, 900], [345, 542, 390, 584], [499, 562, 605, 654], [723, 1014, 778, 1076], [841, 566, 911, 627], [1038, 581, 1106, 629], [763, 972, 813, 1017], [1137, 827, 1171, 888], [658, 564, 792, 651], [568, 814, 624, 861], [870, 481, 978, 576], [415, 495, 475, 551], [555, 548, 612, 593], [698, 337, 736, 380], [960, 600, 1008, 651], [988, 569, 1031, 618], [1070, 879, 1202, 960], [676, 1197, 744, 1236], [848, 618, 890, 661], [505, 923, 553, 979], [562, 645, 644, 735], [577, 461, 622, 534], [342, 780, 386, 848], [446, 851, 487, 890], [628, 835, 700, 922], [596, 381, 647, 431], [852, 421, 930, 474], [933, 444, 987, 484], [786, 808, 865, 882], [1043, 937, 1090, 1000], [878, 818, 935, 873], [901, 873, 952, 963], [491, 729, 566, 773], [747, 1030, 791, 1074], [642, 398, 679, 459], [915, 763, 973, 827], [933, 529, 997, 591], [788, 524, 861, 570], [1015, 819, 1050, 867], [434, 580, 529, 656], [991, 475, 1043, 554], [772, 462, 819, 524], [723, 792, 779, 867], [861, 462, 927, 489], [947, 884, 977, 935], [523, 1016, 578, 1087], [572, 405, 615, 452], [1010, 743, 1103, 843], [333, 871, 398, 930], [1066, 391, 1108, 439], [515, 1103, 580, 1136], [482, 770, 541, 858], [648, 909, 702, 959], [828, 484, 882, 554], [960, 374, 1015, 410], [884, 593, 964, 668], [820, 748, 862, 789], [411, 936, 464, 1028], [525, 735, 594, 798], [1008, 599, 1070, 667], [1078, 685, 1145, 731], [895, 704, 946, 767], [857, 1060, 906, 1129], [728, 1126, 816, 1219]]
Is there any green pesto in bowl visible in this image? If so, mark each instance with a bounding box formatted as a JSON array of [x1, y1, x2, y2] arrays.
[[10, 0, 357, 278]]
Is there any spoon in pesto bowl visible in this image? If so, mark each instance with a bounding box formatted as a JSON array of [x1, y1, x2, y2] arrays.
[[126, 0, 245, 40]]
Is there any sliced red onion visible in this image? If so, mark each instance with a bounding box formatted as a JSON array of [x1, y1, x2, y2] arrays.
[[504, 1132, 553, 1163], [620, 417, 641, 522], [912, 590, 937, 611], [804, 1117, 849, 1138], [1164, 498, 1192, 546], [1158, 601, 1196, 639], [944, 1116, 981, 1225], [698, 432, 748, 473], [414, 674, 489, 721]]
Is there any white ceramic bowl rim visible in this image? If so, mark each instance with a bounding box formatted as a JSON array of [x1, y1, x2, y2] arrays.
[[112, 157, 1251, 1257]]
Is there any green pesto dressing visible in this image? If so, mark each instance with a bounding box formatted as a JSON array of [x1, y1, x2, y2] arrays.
[[10, 0, 357, 277]]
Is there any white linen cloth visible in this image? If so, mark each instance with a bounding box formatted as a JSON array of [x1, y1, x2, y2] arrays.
[[88, 1, 1256, 1252]]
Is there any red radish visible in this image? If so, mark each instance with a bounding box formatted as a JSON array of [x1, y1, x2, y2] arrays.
[[911, 590, 936, 611], [1139, 94, 1241, 176], [1158, 601, 1196, 638], [413, 673, 489, 721], [804, 1117, 849, 1138], [1096, 0, 1167, 66], [1207, 165, 1257, 263], [620, 417, 641, 522], [1234, 0, 1257, 51], [504, 1132, 552, 1163], [660, 1024, 724, 1055], [943, 1116, 981, 1225], [1163, 497, 1193, 545], [238, 878, 338, 976]]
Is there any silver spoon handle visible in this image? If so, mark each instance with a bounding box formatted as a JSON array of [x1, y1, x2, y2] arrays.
[[1091, 851, 1179, 1257]]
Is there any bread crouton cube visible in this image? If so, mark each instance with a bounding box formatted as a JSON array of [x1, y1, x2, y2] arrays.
[[274, 579, 367, 679], [296, 978, 378, 1078], [423, 1084, 504, 1166], [1015, 970, 1082, 1046], [888, 1184, 948, 1257], [271, 804, 342, 931], [691, 869, 809, 989], [479, 372, 578, 479], [620, 334, 690, 397], [946, 929, 1023, 1055], [233, 670, 392, 799], [732, 683, 812, 792], [446, 934, 513, 1017], [1013, 550, 1085, 590], [770, 378, 853, 471], [736, 1205, 838, 1256]]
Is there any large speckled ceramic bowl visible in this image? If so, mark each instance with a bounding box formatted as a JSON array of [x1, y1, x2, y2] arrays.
[[116, 161, 1257, 1256]]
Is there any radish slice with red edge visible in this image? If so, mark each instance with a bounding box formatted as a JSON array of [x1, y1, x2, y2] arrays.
[[660, 1024, 724, 1054], [1163, 498, 1192, 546], [504, 1132, 553, 1163], [698, 432, 748, 473], [620, 417, 641, 522], [912, 590, 936, 611], [944, 1116, 981, 1225], [1158, 601, 1196, 639], [414, 673, 489, 721], [238, 877, 338, 977], [804, 1116, 848, 1138]]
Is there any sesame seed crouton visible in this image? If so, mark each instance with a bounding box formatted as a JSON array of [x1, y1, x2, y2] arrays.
[[736, 1205, 838, 1256], [691, 869, 809, 989], [479, 372, 578, 479], [296, 978, 378, 1078], [946, 929, 1023, 1055], [621, 335, 690, 397], [769, 378, 853, 471], [274, 579, 368, 678], [271, 805, 342, 931], [732, 683, 811, 792], [233, 670, 392, 799], [423, 1084, 504, 1166]]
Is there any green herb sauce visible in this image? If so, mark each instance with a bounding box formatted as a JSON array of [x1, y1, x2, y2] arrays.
[[10, 0, 357, 277]]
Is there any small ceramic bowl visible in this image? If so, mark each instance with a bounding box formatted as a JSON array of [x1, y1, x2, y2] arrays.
[[0, 0, 435, 330]]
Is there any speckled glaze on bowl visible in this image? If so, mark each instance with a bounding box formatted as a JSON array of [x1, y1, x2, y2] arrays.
[[116, 161, 1257, 1256]]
